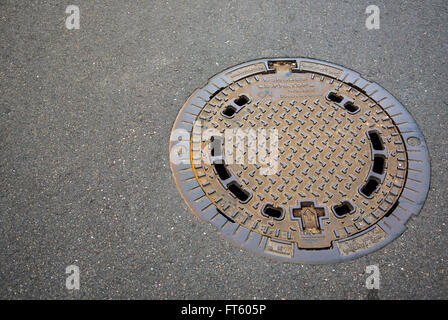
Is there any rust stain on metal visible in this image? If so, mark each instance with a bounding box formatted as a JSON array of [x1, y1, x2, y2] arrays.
[[336, 226, 388, 256], [226, 62, 267, 82], [265, 238, 294, 258], [299, 61, 343, 78], [194, 62, 406, 249]]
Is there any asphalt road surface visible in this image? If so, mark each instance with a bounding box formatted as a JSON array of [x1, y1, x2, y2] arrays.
[[1, 0, 447, 299]]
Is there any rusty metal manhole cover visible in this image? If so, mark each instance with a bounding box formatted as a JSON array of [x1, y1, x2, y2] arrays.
[[170, 58, 430, 263]]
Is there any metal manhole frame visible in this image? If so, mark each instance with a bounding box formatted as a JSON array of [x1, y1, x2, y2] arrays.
[[169, 57, 430, 264]]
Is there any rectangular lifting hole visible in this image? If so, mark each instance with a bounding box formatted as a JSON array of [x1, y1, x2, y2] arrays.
[[214, 163, 230, 180], [262, 205, 283, 219], [372, 155, 385, 174], [343, 101, 360, 114], [227, 182, 250, 202], [327, 92, 343, 103], [333, 201, 354, 218], [210, 137, 222, 163], [210, 136, 222, 158], [360, 177, 380, 197], [234, 95, 249, 106], [222, 105, 236, 118], [368, 131, 384, 150]]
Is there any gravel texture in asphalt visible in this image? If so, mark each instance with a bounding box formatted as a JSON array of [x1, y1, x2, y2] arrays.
[[0, 0, 447, 299]]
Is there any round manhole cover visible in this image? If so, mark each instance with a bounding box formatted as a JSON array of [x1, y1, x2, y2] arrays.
[[170, 58, 430, 263]]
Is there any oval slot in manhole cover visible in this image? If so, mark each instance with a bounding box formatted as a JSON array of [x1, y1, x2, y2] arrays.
[[170, 58, 430, 264]]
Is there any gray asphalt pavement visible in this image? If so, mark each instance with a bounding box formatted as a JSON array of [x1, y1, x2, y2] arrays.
[[1, 0, 447, 299]]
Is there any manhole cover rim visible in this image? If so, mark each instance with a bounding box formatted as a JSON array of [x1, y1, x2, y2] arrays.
[[169, 57, 430, 264]]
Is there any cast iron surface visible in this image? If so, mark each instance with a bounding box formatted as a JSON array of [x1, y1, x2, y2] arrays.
[[170, 58, 430, 263]]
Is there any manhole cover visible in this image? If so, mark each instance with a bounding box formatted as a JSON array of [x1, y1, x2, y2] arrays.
[[170, 58, 430, 263]]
